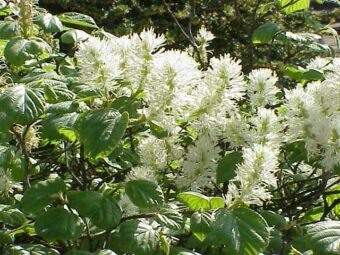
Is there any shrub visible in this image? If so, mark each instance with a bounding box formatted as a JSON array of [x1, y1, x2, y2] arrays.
[[0, 1, 339, 255]]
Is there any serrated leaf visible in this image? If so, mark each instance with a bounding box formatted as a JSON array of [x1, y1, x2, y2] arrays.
[[67, 191, 122, 230], [177, 192, 210, 211], [59, 12, 98, 29], [46, 101, 79, 114], [0, 21, 19, 39], [5, 244, 60, 255], [209, 197, 225, 209], [34, 208, 83, 240], [0, 111, 13, 132], [0, 85, 45, 125], [157, 208, 184, 230], [4, 37, 51, 66], [252, 23, 280, 44], [37, 13, 63, 33], [177, 192, 224, 211], [190, 211, 214, 241], [41, 112, 78, 141], [125, 180, 164, 209], [21, 178, 66, 213], [109, 220, 160, 255], [216, 151, 243, 184], [306, 220, 340, 254], [61, 29, 90, 44], [0, 205, 27, 226], [279, 0, 310, 14], [75, 108, 128, 160], [43, 79, 75, 103], [206, 207, 270, 255]]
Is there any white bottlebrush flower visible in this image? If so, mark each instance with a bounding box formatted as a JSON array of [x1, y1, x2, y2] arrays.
[[144, 50, 202, 133], [306, 57, 331, 71], [249, 108, 283, 147], [223, 113, 251, 149], [247, 68, 279, 107], [138, 135, 168, 170], [321, 115, 340, 170], [192, 54, 246, 137], [196, 26, 215, 44], [225, 144, 279, 206], [283, 76, 340, 170], [282, 85, 314, 143], [205, 54, 246, 105], [137, 28, 165, 57], [127, 165, 158, 183], [76, 37, 121, 93], [0, 169, 21, 197], [176, 134, 221, 191]]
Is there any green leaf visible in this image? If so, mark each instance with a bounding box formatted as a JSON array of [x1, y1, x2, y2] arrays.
[[261, 211, 286, 227], [279, 0, 310, 14], [59, 12, 98, 29], [125, 180, 164, 209], [252, 23, 280, 44], [0, 21, 19, 39], [0, 111, 13, 132], [5, 244, 60, 255], [61, 29, 90, 44], [283, 65, 305, 80], [301, 69, 324, 82], [96, 250, 117, 255], [170, 247, 201, 255], [177, 192, 224, 211], [0, 205, 27, 226], [41, 112, 78, 141], [306, 220, 340, 255], [109, 220, 160, 255], [216, 151, 243, 184], [157, 208, 184, 230], [177, 192, 210, 211], [209, 197, 225, 209], [4, 37, 51, 66], [43, 79, 75, 103], [0, 85, 45, 125], [207, 207, 270, 255], [35, 208, 83, 240], [75, 109, 129, 160], [46, 101, 79, 114], [326, 186, 340, 216], [190, 212, 214, 241], [21, 178, 66, 213], [37, 13, 63, 33], [65, 251, 93, 255], [67, 191, 122, 230]]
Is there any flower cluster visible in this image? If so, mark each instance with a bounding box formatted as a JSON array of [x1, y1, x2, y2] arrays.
[[75, 29, 339, 207]]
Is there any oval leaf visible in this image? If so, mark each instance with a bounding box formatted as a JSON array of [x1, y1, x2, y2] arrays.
[[0, 85, 45, 125], [34, 208, 83, 241], [216, 151, 243, 184], [75, 109, 128, 160], [125, 180, 164, 209], [4, 37, 51, 66], [306, 220, 340, 255], [177, 192, 210, 211], [252, 23, 280, 44], [59, 12, 98, 29], [67, 191, 122, 230], [109, 220, 160, 255], [37, 13, 63, 33], [207, 207, 270, 255], [21, 178, 66, 213]]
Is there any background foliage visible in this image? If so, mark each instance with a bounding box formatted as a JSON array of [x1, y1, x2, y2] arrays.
[[0, 1, 339, 255]]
